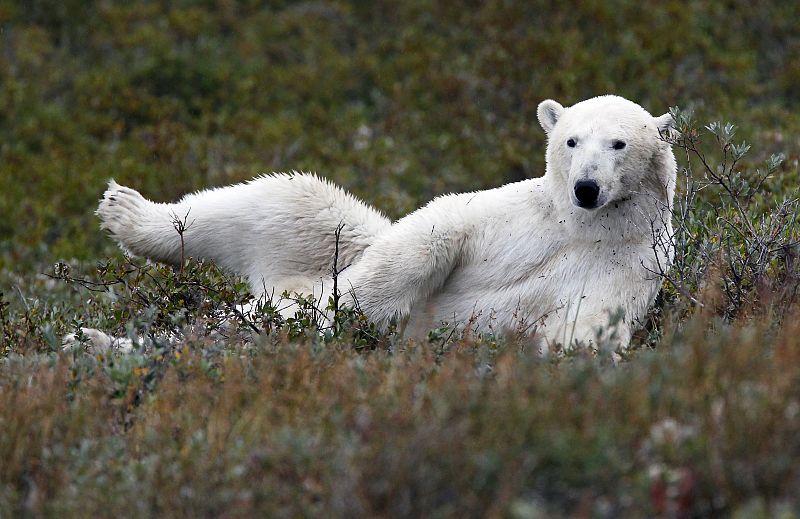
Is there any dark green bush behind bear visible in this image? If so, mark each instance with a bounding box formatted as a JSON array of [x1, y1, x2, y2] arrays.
[[1, 0, 799, 267]]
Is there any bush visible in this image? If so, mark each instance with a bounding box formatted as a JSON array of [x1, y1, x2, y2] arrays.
[[641, 109, 800, 336]]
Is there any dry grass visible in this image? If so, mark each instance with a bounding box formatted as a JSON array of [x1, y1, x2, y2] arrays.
[[2, 309, 800, 517]]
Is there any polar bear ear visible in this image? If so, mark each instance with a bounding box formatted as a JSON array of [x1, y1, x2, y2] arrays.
[[655, 113, 675, 135], [537, 100, 564, 135]]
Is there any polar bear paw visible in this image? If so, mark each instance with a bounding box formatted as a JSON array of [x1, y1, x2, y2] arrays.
[[95, 180, 153, 249], [62, 327, 135, 353]]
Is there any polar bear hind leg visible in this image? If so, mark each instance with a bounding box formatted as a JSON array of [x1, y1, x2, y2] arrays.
[[96, 174, 393, 296]]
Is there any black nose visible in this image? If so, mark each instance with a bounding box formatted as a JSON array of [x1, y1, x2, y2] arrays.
[[574, 180, 600, 208]]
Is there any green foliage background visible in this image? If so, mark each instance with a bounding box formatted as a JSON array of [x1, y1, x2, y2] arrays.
[[2, 0, 799, 267], [3, 1, 800, 517]]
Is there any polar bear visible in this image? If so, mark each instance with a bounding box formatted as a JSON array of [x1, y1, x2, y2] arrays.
[[88, 95, 675, 348]]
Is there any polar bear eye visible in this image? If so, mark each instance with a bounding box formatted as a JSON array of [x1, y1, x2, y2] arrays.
[[612, 140, 627, 150], [566, 138, 576, 148]]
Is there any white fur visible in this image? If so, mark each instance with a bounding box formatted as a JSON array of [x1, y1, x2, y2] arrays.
[[91, 95, 676, 348]]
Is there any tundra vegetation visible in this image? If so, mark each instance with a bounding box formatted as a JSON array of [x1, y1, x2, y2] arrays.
[[2, 1, 800, 517]]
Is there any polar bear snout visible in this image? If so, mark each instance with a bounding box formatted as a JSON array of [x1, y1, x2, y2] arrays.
[[573, 180, 601, 209]]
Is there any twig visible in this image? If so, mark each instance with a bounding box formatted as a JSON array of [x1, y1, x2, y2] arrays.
[[170, 209, 194, 277]]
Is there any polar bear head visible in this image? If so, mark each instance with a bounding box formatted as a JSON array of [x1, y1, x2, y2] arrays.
[[537, 95, 674, 211]]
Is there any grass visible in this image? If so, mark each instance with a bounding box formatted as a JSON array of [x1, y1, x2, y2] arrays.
[[2, 0, 800, 516], [4, 310, 800, 517]]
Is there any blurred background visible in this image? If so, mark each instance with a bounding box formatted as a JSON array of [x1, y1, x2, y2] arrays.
[[1, 0, 799, 268]]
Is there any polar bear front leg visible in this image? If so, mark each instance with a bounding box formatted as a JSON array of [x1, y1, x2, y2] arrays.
[[339, 210, 466, 329]]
